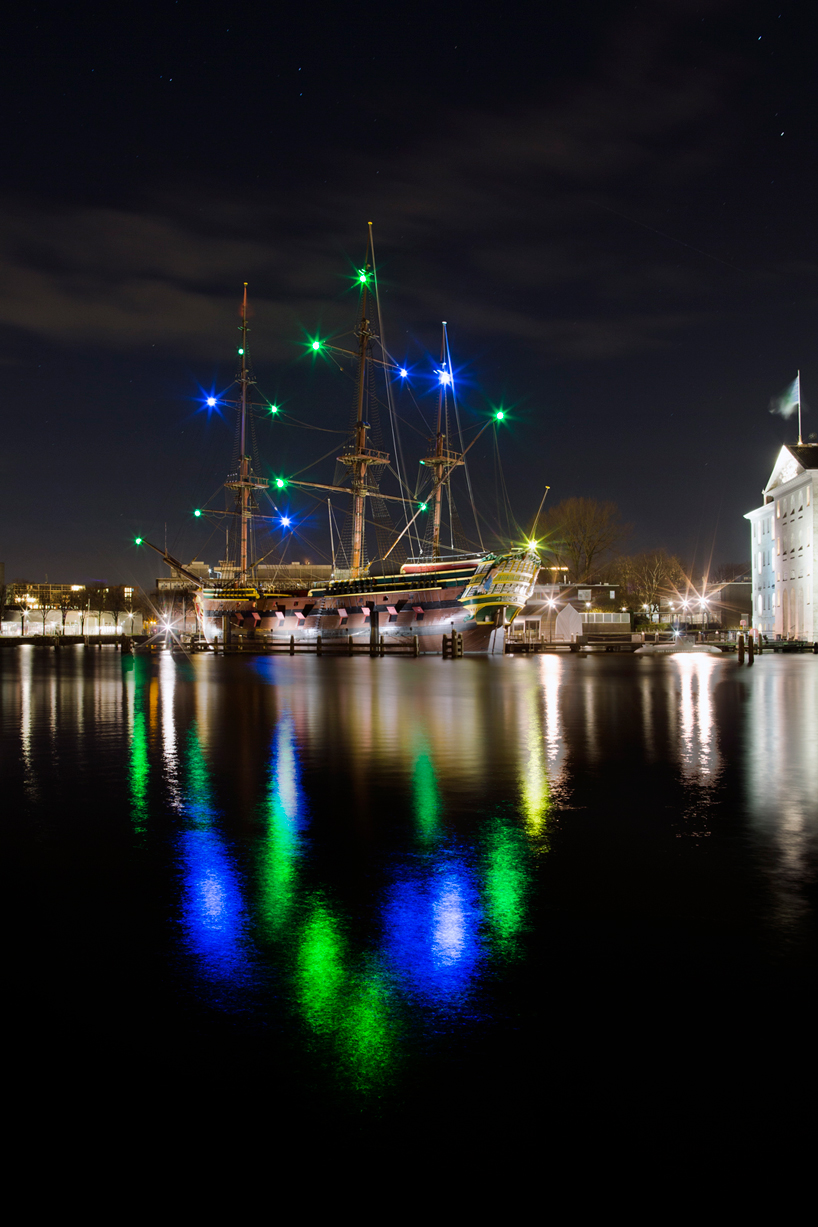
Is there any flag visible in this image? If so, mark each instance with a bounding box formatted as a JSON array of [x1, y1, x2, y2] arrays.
[[769, 376, 800, 419]]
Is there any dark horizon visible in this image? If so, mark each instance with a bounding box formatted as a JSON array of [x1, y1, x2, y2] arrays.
[[2, 2, 814, 592]]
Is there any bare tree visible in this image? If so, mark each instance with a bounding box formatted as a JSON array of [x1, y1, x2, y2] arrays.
[[59, 592, 73, 634], [38, 595, 60, 634], [105, 584, 128, 634], [85, 583, 107, 637], [129, 587, 153, 633], [540, 498, 630, 582], [616, 550, 685, 620]]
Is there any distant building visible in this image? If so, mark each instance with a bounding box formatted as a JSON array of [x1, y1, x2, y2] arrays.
[[8, 581, 89, 607], [666, 580, 752, 628], [1, 581, 140, 636], [513, 579, 628, 641], [744, 442, 817, 639]]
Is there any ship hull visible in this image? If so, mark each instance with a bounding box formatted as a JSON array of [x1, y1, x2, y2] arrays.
[[193, 548, 540, 656], [195, 590, 506, 654]]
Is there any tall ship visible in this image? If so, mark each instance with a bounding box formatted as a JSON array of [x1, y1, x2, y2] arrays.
[[144, 228, 540, 653]]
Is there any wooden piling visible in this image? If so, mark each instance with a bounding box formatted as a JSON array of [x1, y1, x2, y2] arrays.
[[289, 635, 295, 656], [747, 635, 754, 665], [737, 633, 745, 664], [412, 635, 419, 657], [316, 635, 322, 656]]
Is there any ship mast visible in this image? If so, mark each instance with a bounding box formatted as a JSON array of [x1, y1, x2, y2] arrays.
[[337, 224, 389, 578], [422, 322, 463, 559], [224, 284, 269, 584]]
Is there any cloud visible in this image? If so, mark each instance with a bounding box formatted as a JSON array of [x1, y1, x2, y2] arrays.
[[0, 3, 794, 366]]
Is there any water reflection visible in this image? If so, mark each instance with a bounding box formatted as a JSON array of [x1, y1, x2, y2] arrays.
[[6, 650, 816, 1105], [177, 720, 252, 992], [412, 738, 442, 843], [519, 674, 552, 837], [19, 648, 38, 802], [483, 817, 530, 961], [673, 654, 720, 783], [296, 897, 395, 1087], [259, 711, 306, 935], [539, 654, 566, 786], [125, 657, 150, 835], [745, 663, 818, 931], [382, 857, 483, 1013]]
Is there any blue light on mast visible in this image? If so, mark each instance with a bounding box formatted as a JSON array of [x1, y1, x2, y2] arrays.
[[438, 369, 452, 385], [206, 397, 216, 407]]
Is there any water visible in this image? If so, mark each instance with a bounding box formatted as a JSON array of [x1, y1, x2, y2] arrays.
[[5, 647, 816, 1132]]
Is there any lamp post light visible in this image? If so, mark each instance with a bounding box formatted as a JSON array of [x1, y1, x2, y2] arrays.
[[545, 598, 557, 643]]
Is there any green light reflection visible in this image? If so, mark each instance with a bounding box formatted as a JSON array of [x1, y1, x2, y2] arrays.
[[259, 713, 303, 935], [297, 898, 395, 1088], [484, 818, 529, 960], [413, 743, 441, 842], [186, 723, 214, 824], [126, 658, 150, 836]]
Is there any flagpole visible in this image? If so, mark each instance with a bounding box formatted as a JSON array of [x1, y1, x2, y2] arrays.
[[797, 369, 802, 444]]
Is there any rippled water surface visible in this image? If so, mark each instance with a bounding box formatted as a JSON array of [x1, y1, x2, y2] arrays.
[[6, 646, 816, 1127]]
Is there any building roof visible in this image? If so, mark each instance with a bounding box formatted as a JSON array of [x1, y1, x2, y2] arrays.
[[785, 442, 818, 470], [763, 442, 818, 496]]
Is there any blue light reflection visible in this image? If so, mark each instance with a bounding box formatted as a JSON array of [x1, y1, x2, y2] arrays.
[[178, 724, 251, 989], [382, 857, 483, 1012]]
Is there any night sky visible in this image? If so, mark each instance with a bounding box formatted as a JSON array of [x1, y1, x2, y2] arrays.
[[3, 0, 815, 591]]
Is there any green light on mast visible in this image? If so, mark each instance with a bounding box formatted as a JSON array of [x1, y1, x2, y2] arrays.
[[135, 537, 143, 545], [194, 509, 202, 518], [495, 409, 505, 421]]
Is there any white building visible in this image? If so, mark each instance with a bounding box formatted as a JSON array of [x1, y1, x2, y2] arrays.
[[745, 442, 817, 640]]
